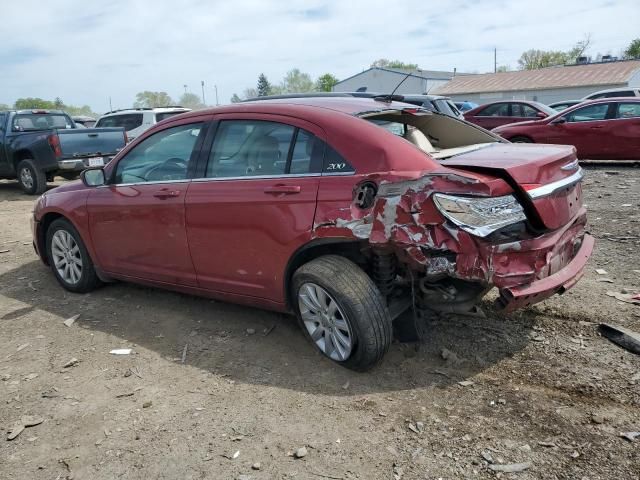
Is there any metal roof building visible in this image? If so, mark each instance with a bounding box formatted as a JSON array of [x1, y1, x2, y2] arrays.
[[432, 60, 640, 105], [332, 67, 457, 95]]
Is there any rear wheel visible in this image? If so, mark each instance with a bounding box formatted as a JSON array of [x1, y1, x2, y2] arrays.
[[510, 136, 533, 143], [17, 159, 47, 195], [292, 255, 392, 371], [46, 218, 101, 293]]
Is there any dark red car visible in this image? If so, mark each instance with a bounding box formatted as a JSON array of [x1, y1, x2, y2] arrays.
[[31, 97, 593, 370], [463, 101, 557, 130], [493, 98, 640, 160]]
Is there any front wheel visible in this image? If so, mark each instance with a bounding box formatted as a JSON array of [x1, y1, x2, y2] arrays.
[[46, 218, 101, 293], [17, 159, 47, 195], [292, 255, 392, 371]]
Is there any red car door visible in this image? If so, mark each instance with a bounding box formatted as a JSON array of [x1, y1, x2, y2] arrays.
[[185, 115, 323, 304], [611, 102, 640, 159], [86, 121, 208, 285], [546, 103, 612, 159], [465, 102, 511, 129]]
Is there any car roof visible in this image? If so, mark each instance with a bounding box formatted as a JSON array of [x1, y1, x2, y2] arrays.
[[588, 87, 640, 94], [99, 107, 190, 116]]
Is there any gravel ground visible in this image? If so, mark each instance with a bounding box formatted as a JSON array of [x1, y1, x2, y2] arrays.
[[1, 166, 639, 480]]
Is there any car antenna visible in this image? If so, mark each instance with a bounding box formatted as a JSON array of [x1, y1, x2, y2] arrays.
[[374, 72, 411, 103]]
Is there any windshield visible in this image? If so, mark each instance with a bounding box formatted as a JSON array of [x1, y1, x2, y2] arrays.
[[536, 103, 558, 116], [13, 113, 74, 131]]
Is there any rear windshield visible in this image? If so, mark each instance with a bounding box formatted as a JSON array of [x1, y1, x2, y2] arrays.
[[156, 111, 186, 122], [432, 99, 459, 117], [13, 114, 74, 131]]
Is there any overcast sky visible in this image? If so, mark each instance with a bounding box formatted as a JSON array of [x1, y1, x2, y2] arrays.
[[2, 0, 637, 113]]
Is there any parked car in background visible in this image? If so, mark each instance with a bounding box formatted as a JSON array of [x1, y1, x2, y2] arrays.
[[72, 116, 96, 128], [454, 101, 479, 112], [463, 101, 557, 130], [32, 97, 592, 370], [582, 87, 640, 100], [247, 92, 464, 119], [95, 107, 190, 141], [492, 98, 640, 160], [0, 109, 127, 194], [548, 100, 582, 111]]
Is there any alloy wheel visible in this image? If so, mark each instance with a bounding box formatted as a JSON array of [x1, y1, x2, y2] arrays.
[[20, 167, 34, 190], [298, 282, 353, 361], [51, 230, 83, 285]]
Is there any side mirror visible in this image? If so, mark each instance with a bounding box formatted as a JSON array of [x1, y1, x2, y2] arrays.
[[81, 168, 106, 187], [550, 117, 567, 125], [536, 112, 547, 119]]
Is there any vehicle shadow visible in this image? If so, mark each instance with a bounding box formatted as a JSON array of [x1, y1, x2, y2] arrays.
[[0, 179, 65, 199], [0, 260, 534, 395]]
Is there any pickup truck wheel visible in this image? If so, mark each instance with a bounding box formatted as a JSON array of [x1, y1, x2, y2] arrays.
[[17, 159, 47, 195], [292, 255, 392, 371], [46, 218, 101, 293]]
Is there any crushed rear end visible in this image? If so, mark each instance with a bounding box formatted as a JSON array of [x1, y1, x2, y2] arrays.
[[313, 108, 593, 316]]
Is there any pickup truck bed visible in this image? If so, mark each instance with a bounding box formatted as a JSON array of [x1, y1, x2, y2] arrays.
[[0, 109, 126, 194]]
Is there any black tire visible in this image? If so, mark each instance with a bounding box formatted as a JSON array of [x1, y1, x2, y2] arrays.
[[17, 159, 47, 195], [510, 136, 533, 143], [292, 255, 392, 371], [46, 218, 102, 293]]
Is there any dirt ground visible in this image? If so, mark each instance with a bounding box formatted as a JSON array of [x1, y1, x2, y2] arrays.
[[1, 166, 639, 480]]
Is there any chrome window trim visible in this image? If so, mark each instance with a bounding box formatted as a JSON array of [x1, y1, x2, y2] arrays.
[[322, 171, 356, 177], [98, 179, 192, 188], [192, 173, 322, 182], [527, 168, 584, 199]]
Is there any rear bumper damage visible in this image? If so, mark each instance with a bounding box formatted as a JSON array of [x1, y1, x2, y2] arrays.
[[313, 171, 593, 314]]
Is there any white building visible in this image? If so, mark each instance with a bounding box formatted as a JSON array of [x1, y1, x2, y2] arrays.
[[332, 67, 458, 95]]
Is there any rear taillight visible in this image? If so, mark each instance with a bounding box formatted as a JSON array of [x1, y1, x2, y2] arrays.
[[48, 134, 62, 158]]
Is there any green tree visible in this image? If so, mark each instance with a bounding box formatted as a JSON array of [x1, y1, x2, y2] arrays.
[[54, 97, 64, 109], [280, 68, 314, 93], [0, 103, 10, 110], [496, 65, 510, 73], [518, 36, 591, 70], [14, 97, 57, 109], [63, 104, 98, 117], [257, 73, 272, 96], [315, 73, 339, 92], [179, 92, 206, 109], [371, 59, 418, 70], [243, 87, 258, 99], [230, 93, 242, 103], [133, 91, 174, 108], [624, 38, 640, 59]]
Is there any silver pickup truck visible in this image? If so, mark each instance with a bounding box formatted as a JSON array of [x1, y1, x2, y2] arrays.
[[0, 109, 127, 194]]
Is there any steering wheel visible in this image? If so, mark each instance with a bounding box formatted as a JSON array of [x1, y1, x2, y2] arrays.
[[146, 157, 188, 181]]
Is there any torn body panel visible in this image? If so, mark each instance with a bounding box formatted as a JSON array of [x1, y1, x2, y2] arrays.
[[312, 164, 591, 314]]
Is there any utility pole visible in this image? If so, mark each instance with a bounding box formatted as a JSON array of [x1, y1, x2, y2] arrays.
[[201, 80, 206, 105], [214, 85, 219, 105], [109, 96, 113, 111], [183, 84, 188, 94], [494, 47, 497, 73]]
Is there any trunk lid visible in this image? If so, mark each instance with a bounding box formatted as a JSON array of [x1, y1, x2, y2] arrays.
[[440, 143, 584, 230], [57, 127, 126, 159]]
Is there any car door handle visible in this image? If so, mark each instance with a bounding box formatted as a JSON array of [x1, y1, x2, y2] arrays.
[[264, 185, 301, 195], [153, 189, 181, 199]]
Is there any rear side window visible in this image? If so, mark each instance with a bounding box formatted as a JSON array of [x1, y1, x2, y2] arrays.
[[97, 114, 143, 131], [604, 90, 634, 98], [0, 113, 5, 131], [616, 103, 640, 118], [565, 104, 610, 122], [156, 112, 185, 122], [322, 144, 355, 174], [476, 103, 509, 117]]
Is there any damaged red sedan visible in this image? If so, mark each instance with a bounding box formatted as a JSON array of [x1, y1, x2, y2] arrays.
[[31, 97, 593, 370]]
